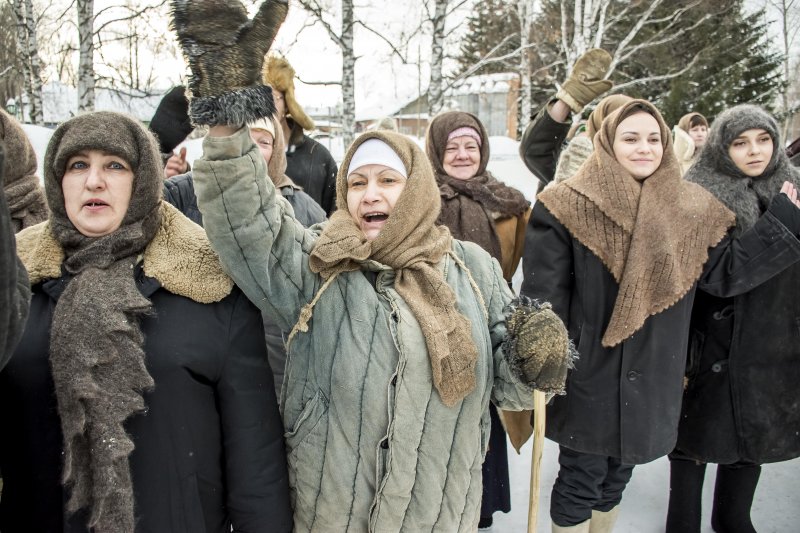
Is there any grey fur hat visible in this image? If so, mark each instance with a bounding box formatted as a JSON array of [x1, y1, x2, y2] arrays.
[[705, 104, 782, 180]]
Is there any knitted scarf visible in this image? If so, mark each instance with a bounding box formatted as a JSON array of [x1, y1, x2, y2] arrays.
[[538, 100, 734, 347], [309, 130, 478, 406], [685, 104, 800, 235], [44, 111, 164, 532], [1, 108, 48, 232], [426, 111, 529, 262]]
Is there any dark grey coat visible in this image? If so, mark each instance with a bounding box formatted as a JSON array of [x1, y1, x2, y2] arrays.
[[285, 119, 338, 215], [519, 103, 571, 193], [0, 149, 30, 371], [675, 104, 800, 464], [522, 198, 800, 464]]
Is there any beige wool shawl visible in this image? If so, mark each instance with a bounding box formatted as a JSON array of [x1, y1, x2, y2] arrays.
[[309, 130, 479, 406], [538, 100, 734, 347]]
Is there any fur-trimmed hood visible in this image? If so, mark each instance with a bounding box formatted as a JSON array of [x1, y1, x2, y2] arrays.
[[685, 104, 800, 234], [16, 201, 233, 303]]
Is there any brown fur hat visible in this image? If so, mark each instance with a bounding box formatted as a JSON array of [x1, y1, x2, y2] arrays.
[[262, 54, 315, 131]]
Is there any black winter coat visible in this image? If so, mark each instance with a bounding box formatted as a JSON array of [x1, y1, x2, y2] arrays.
[[0, 267, 292, 532], [519, 104, 571, 193], [0, 184, 29, 371], [676, 228, 800, 464], [521, 198, 800, 464], [284, 121, 338, 215]]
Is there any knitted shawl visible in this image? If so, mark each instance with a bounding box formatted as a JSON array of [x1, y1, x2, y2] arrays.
[[538, 100, 734, 347]]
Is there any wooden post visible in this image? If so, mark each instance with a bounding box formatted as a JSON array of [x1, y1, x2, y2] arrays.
[[528, 390, 547, 532]]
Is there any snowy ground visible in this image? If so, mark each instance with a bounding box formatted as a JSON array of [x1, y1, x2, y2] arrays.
[[21, 126, 800, 531], [492, 439, 800, 532]]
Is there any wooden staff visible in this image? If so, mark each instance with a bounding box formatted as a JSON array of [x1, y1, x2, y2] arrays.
[[527, 390, 547, 532]]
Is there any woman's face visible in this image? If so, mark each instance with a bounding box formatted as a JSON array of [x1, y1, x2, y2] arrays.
[[728, 128, 773, 177], [442, 136, 481, 180], [613, 112, 664, 179], [346, 163, 407, 241], [62, 149, 134, 237], [250, 129, 274, 163], [689, 124, 708, 148]]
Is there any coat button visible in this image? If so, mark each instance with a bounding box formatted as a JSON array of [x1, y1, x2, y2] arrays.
[[626, 371, 640, 382]]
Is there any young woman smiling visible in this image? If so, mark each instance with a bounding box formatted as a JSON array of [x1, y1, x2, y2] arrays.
[[522, 99, 800, 532]]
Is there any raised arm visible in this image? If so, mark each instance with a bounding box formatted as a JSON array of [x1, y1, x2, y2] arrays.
[[701, 191, 800, 297]]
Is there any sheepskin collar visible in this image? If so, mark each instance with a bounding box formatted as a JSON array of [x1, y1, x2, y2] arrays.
[[16, 201, 233, 303]]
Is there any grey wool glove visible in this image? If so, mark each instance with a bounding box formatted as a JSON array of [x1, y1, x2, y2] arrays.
[[503, 297, 575, 395], [555, 48, 613, 113], [170, 0, 288, 126]]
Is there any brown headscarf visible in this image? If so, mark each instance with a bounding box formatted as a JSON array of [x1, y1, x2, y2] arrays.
[[44, 111, 163, 531], [586, 94, 633, 141], [538, 100, 734, 347], [0, 109, 48, 232], [426, 111, 528, 262], [262, 115, 299, 190], [309, 130, 478, 406], [677, 112, 709, 133]]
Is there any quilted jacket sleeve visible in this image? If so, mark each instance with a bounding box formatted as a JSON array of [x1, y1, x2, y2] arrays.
[[192, 127, 322, 332]]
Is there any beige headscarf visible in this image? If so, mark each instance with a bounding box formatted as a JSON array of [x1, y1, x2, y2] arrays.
[[586, 94, 633, 141], [538, 100, 734, 347], [308, 130, 479, 406], [251, 115, 299, 190]]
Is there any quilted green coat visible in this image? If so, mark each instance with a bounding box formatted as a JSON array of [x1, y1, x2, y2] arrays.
[[193, 128, 536, 532]]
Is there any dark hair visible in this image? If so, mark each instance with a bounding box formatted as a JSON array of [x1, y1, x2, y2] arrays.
[[617, 102, 656, 124], [689, 115, 708, 129]]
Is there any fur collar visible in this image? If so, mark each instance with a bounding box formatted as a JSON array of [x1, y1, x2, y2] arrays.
[[16, 201, 233, 303]]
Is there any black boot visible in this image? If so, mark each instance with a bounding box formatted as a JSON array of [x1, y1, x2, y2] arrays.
[[666, 458, 707, 533], [711, 463, 761, 533]]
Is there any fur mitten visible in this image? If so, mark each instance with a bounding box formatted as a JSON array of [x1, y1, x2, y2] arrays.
[[170, 0, 288, 126], [556, 48, 614, 113], [503, 297, 575, 395]]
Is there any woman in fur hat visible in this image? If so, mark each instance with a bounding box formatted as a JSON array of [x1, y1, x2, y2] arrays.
[[673, 112, 709, 176], [425, 110, 531, 528], [523, 99, 800, 532], [0, 111, 292, 532], [666, 105, 800, 533], [263, 54, 339, 215]]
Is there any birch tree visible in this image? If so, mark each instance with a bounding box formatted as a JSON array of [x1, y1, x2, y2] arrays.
[[9, 0, 44, 124], [515, 0, 535, 128], [764, 0, 800, 138], [295, 0, 356, 145], [424, 0, 469, 116], [77, 0, 95, 112]]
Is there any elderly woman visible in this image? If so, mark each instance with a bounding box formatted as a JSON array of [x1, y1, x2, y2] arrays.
[[0, 112, 291, 532], [673, 112, 710, 176], [173, 4, 571, 530], [667, 105, 800, 533], [523, 99, 800, 532], [426, 110, 530, 528]]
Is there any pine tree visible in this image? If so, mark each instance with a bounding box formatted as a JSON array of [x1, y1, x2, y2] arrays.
[[455, 0, 519, 76], [526, 0, 783, 125]]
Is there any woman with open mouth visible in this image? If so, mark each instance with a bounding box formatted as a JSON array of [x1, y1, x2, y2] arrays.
[[0, 111, 292, 532]]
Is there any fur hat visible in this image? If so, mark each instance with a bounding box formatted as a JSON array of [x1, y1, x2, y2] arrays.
[[262, 55, 315, 131]]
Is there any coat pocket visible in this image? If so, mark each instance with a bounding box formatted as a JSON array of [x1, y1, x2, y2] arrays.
[[285, 390, 330, 513], [685, 330, 705, 385]]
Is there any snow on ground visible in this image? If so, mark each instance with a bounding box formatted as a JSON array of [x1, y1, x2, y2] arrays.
[[20, 124, 800, 532], [493, 439, 800, 532]]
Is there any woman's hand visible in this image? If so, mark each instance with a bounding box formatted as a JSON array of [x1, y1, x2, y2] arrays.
[[780, 181, 800, 208]]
